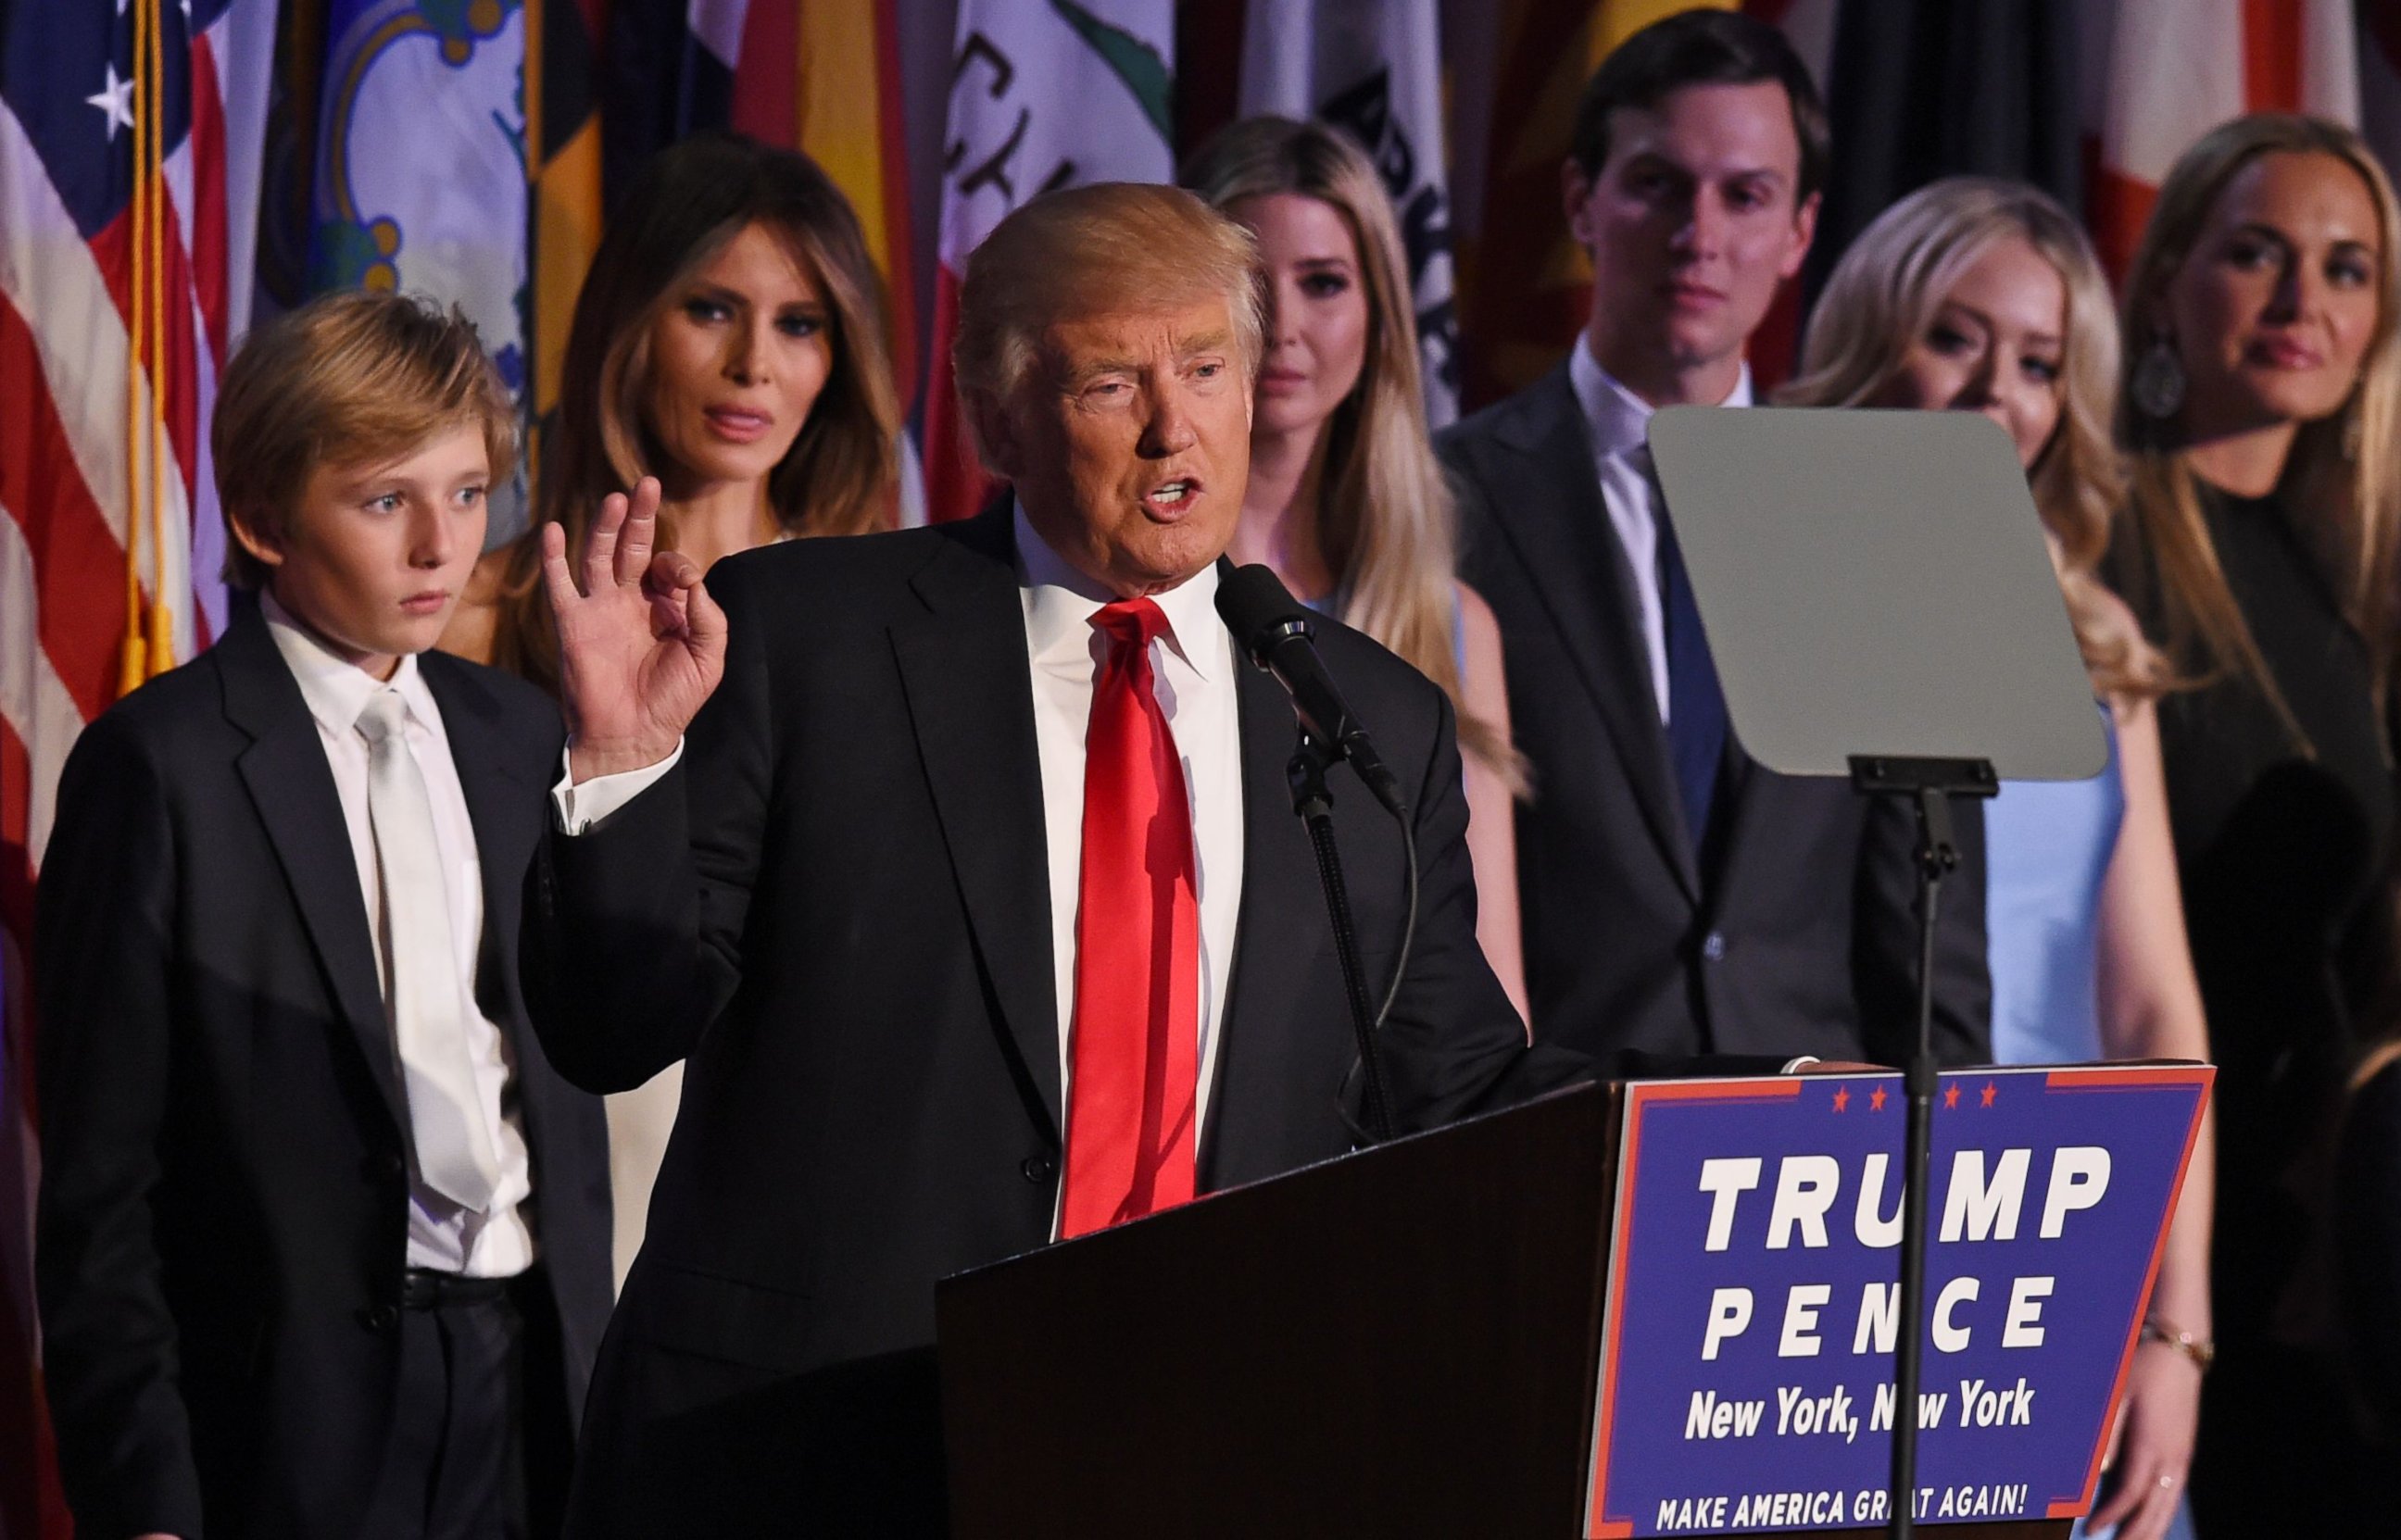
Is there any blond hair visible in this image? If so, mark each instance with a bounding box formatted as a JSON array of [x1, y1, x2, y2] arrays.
[[1784, 177, 2156, 699], [212, 289, 518, 589], [2114, 114, 2401, 732], [952, 182, 1266, 462], [1183, 118, 1524, 790], [496, 134, 901, 692]]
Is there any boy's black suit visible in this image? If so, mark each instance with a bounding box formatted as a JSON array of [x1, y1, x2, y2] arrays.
[[33, 607, 612, 1540]]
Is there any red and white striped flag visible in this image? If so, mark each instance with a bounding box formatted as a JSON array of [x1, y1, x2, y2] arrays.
[[920, 0, 1176, 524], [0, 3, 274, 1532], [2090, 0, 2358, 279]]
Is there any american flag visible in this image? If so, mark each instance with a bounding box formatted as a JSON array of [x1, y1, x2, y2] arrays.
[[0, 2, 273, 1533]]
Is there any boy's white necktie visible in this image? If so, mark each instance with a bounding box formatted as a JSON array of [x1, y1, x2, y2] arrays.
[[356, 688, 500, 1213]]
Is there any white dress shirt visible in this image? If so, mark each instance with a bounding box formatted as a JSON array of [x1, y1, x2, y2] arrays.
[[264, 595, 535, 1277], [1013, 505, 1246, 1139], [551, 506, 1249, 1140], [1567, 338, 1752, 724]]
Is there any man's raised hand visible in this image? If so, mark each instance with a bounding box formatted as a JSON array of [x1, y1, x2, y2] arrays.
[[543, 477, 727, 782]]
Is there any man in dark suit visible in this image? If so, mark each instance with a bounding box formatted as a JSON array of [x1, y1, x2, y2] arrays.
[[35, 294, 611, 1540], [523, 182, 1586, 1534], [1439, 10, 1990, 1066]]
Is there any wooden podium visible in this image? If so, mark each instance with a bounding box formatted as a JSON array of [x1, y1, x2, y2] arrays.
[[937, 1083, 2068, 1539]]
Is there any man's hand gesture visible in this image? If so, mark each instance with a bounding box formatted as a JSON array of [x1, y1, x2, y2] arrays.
[[544, 477, 727, 782]]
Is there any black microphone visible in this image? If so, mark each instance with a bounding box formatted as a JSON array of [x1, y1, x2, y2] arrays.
[[1214, 564, 1409, 819]]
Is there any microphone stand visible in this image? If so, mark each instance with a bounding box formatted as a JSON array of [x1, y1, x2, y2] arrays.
[[1288, 731, 1397, 1145], [1849, 754, 1996, 1540]]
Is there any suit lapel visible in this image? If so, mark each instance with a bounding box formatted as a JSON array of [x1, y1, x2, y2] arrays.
[[890, 508, 1063, 1139], [1489, 368, 1698, 898], [218, 610, 409, 1133], [1201, 656, 1325, 1183]]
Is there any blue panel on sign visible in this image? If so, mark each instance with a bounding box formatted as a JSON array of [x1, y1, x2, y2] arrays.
[[1584, 1065, 2209, 1536]]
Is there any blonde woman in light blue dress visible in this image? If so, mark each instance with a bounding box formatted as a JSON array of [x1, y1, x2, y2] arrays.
[[1781, 178, 2215, 1540]]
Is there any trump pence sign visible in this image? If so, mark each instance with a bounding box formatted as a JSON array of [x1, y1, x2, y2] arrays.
[[1584, 1065, 2210, 1536]]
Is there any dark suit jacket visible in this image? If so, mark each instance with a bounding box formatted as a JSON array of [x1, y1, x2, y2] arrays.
[[33, 607, 613, 1540], [1439, 366, 1991, 1067], [522, 506, 1582, 1534]]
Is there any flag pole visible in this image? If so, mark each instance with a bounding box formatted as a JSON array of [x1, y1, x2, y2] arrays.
[[144, 0, 172, 682], [119, 0, 152, 698]]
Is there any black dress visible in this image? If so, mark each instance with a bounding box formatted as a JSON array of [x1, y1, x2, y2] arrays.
[[2129, 481, 2397, 1532], [2340, 1053, 2401, 1441]]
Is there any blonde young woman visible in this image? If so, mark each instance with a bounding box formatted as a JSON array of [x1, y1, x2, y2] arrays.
[[1783, 178, 2213, 1540], [2105, 115, 2401, 1534], [443, 133, 902, 1283], [1181, 117, 1529, 1020]]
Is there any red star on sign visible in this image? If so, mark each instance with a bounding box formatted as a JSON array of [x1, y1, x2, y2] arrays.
[[1868, 1085, 1889, 1112], [1943, 1083, 1961, 1109], [1980, 1082, 1998, 1108], [1832, 1087, 1851, 1112]]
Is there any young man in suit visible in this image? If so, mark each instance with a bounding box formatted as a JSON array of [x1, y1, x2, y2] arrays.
[[523, 182, 1596, 1534], [35, 293, 612, 1540], [1439, 10, 1991, 1067]]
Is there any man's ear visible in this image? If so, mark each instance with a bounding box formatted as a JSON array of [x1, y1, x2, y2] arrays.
[[1562, 159, 1598, 246], [1779, 191, 1822, 282], [225, 503, 287, 573], [968, 389, 1022, 482]]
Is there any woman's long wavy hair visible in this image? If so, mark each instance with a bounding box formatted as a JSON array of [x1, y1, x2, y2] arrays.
[[1182, 117, 1523, 791], [492, 132, 901, 691], [2113, 114, 2401, 738], [1781, 176, 2159, 700]]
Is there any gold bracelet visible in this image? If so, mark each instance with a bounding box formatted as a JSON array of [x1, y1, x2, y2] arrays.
[[2140, 1316, 2216, 1371]]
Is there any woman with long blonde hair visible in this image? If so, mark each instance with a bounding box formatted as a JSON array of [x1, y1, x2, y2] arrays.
[[443, 132, 902, 1286], [2106, 114, 2401, 1534], [1785, 177, 2211, 1540], [1181, 117, 1529, 1020]]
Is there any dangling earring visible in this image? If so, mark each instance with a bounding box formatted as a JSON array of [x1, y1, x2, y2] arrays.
[[2131, 335, 2187, 419]]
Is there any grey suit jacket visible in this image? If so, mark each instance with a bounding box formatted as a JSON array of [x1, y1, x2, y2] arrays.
[[1439, 364, 1991, 1066]]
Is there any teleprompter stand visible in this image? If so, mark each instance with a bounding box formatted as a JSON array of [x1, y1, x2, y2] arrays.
[[1849, 755, 2000, 1534], [1649, 407, 2107, 1539]]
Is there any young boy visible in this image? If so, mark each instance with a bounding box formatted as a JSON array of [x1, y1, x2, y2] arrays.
[[34, 291, 610, 1540]]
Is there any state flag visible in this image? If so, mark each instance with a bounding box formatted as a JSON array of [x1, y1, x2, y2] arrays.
[[922, 0, 1176, 523]]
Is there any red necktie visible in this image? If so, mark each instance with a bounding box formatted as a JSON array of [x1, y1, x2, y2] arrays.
[[1059, 598, 1200, 1238]]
